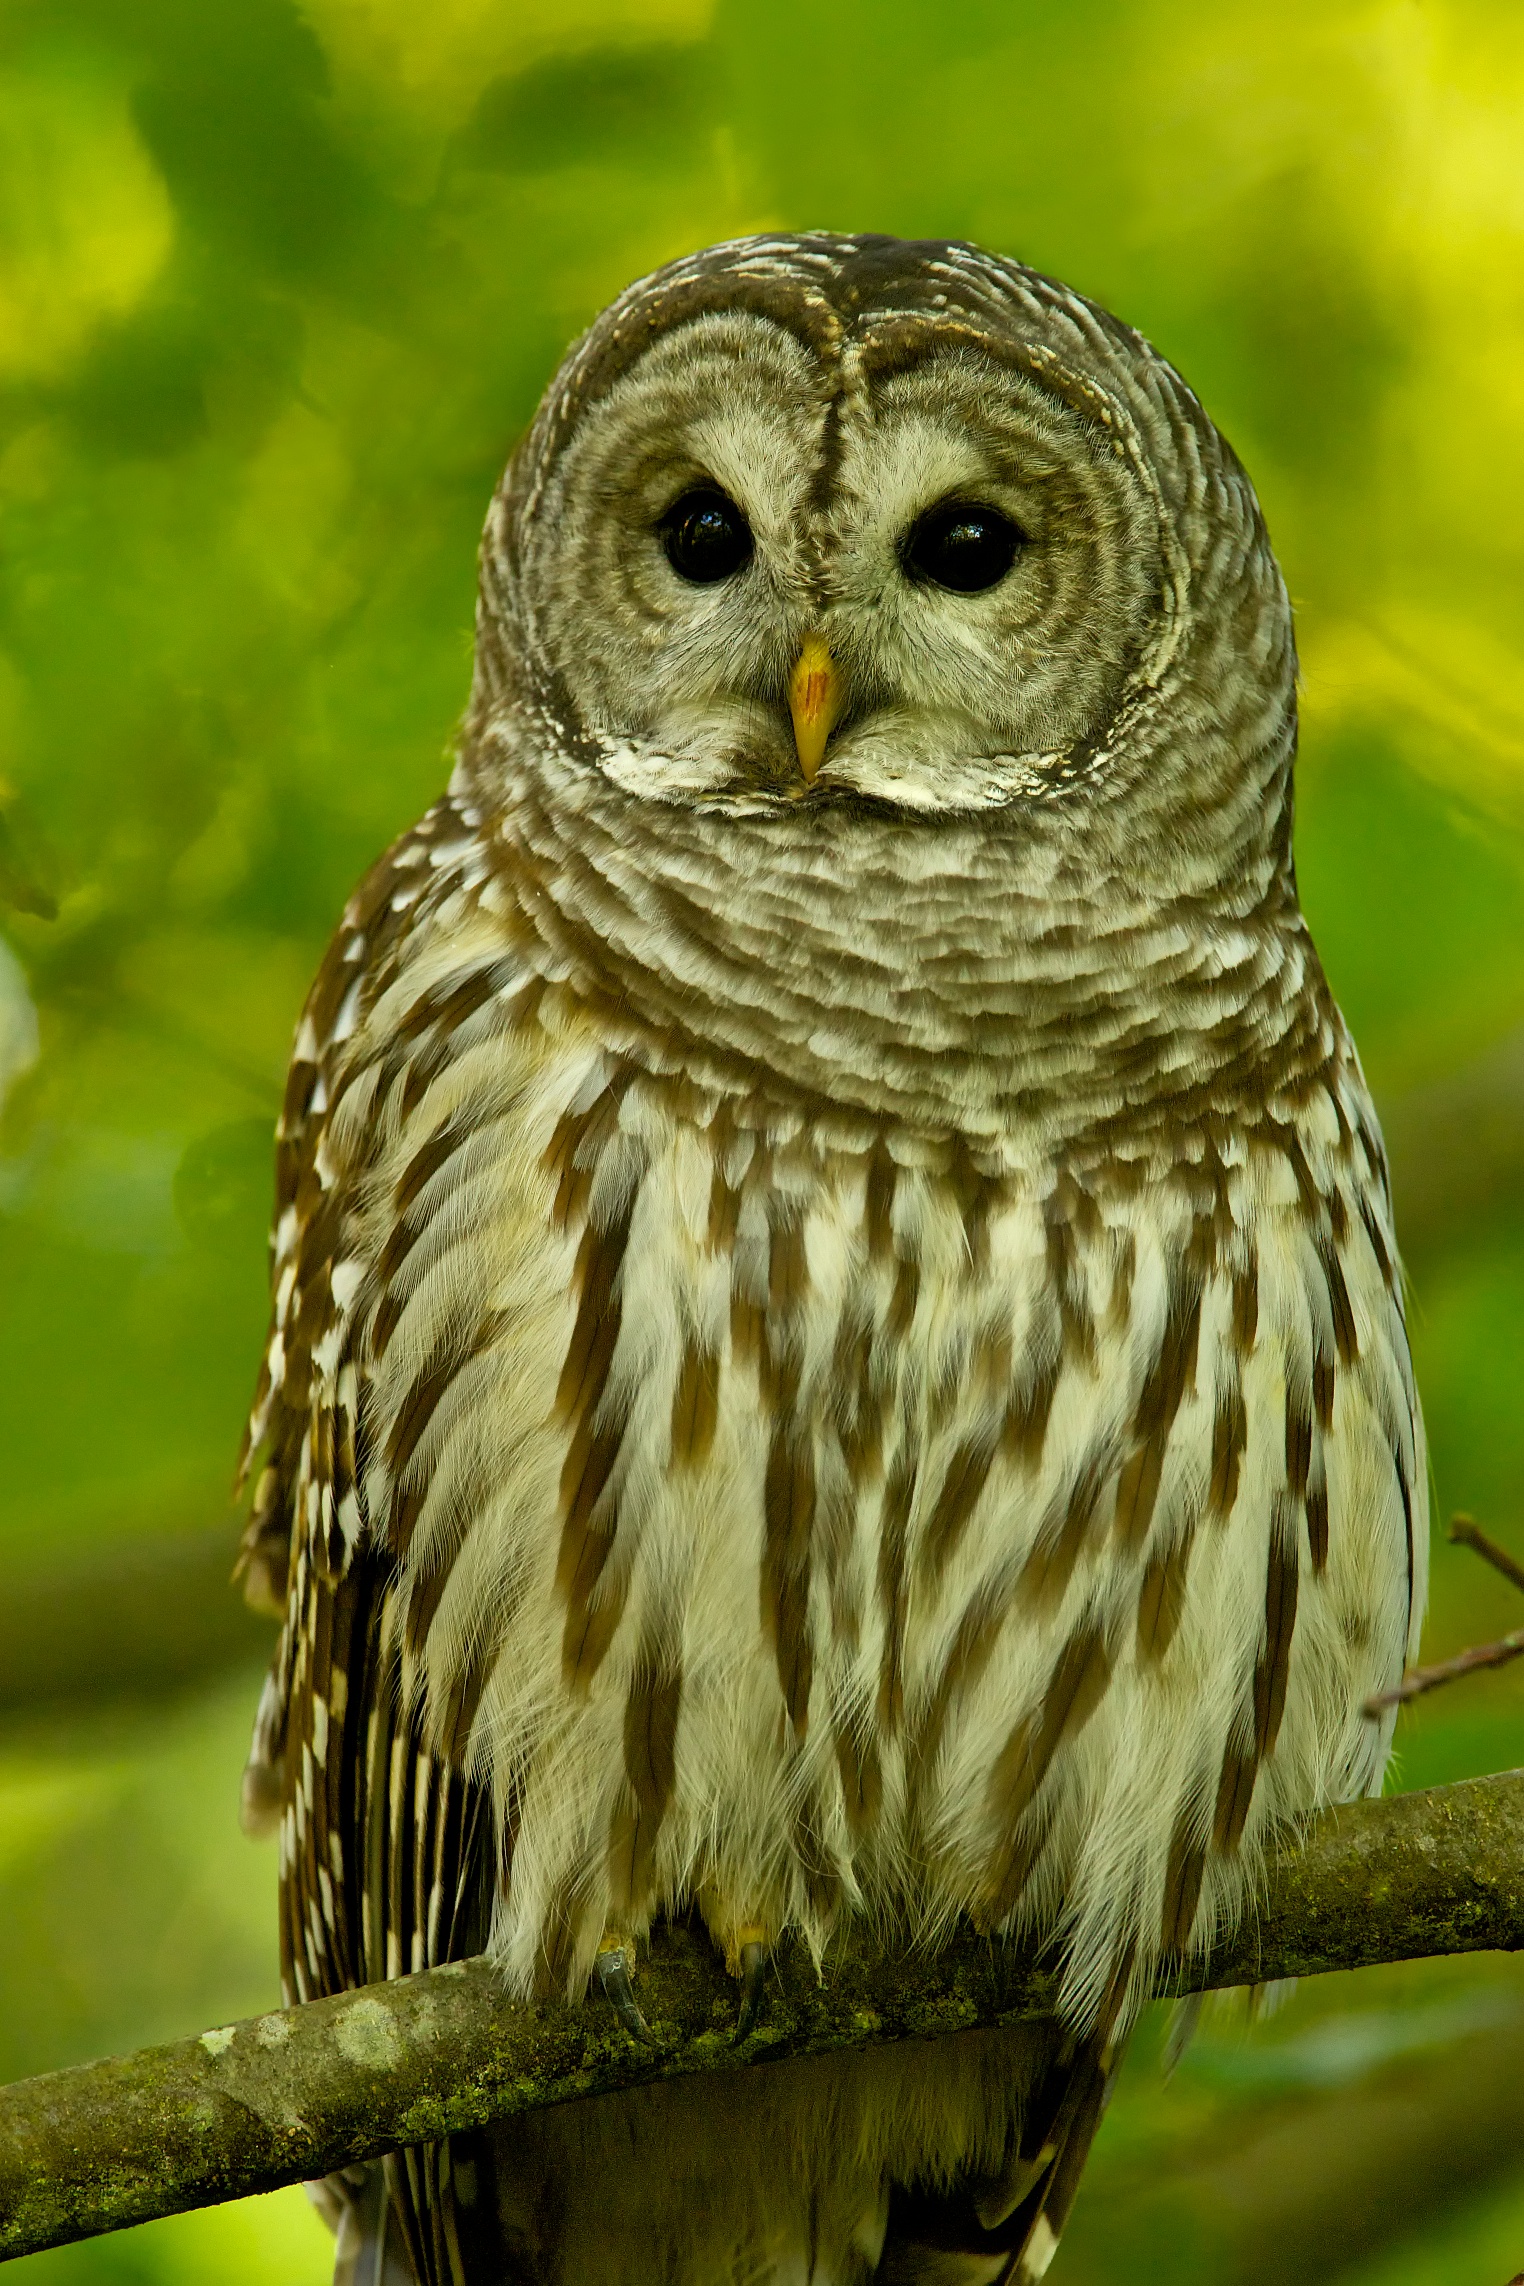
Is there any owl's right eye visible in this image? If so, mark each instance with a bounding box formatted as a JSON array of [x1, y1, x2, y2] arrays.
[[660, 489, 754, 584]]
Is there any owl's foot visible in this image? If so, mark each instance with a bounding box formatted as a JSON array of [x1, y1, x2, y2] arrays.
[[595, 1936, 652, 2043], [732, 1924, 770, 2042], [735, 1939, 768, 2040], [697, 1896, 776, 2040]]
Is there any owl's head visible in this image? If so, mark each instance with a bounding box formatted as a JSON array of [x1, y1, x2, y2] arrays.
[[467, 234, 1293, 867]]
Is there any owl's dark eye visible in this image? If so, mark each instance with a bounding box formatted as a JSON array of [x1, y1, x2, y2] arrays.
[[903, 501, 1024, 594], [660, 488, 754, 584]]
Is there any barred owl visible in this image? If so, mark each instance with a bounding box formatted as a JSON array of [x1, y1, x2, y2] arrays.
[[238, 234, 1425, 2286]]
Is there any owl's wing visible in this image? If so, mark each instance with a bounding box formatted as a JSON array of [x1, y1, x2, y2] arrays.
[[238, 802, 504, 2286], [278, 1540, 496, 2286]]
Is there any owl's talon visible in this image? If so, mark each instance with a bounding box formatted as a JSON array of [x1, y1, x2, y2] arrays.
[[735, 1938, 768, 2040], [596, 1944, 652, 2043]]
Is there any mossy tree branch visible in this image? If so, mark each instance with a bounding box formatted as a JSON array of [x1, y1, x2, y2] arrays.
[[3, 1773, 1524, 2263]]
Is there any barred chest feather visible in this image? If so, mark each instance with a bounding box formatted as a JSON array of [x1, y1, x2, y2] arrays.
[[248, 800, 1424, 2037]]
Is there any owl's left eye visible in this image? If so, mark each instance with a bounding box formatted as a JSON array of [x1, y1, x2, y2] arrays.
[[660, 489, 755, 584], [902, 500, 1024, 594]]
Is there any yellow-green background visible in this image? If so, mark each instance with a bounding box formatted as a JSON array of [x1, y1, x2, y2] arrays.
[[3, 0, 1524, 2278]]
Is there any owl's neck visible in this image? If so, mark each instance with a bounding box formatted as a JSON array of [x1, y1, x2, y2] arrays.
[[464, 714, 1336, 1161]]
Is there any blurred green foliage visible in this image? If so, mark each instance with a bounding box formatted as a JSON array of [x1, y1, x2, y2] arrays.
[[3, 0, 1524, 2277]]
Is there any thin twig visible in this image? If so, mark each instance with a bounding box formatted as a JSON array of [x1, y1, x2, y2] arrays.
[[1448, 1512, 1524, 1601], [1362, 1513, 1524, 1715], [1365, 1631, 1524, 1714]]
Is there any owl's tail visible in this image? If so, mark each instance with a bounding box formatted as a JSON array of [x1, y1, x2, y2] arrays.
[[309, 2167, 415, 2286], [311, 2144, 497, 2286], [876, 2032, 1120, 2284]]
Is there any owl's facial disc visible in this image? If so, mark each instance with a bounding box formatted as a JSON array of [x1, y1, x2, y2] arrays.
[[524, 310, 1163, 814]]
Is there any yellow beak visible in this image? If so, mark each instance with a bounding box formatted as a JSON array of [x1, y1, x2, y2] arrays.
[[787, 635, 843, 783]]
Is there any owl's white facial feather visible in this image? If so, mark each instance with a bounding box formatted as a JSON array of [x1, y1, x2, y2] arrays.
[[519, 311, 1163, 814]]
